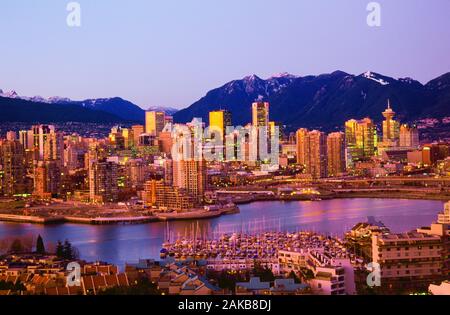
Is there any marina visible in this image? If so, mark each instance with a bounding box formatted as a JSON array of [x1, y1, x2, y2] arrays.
[[159, 231, 353, 263], [0, 198, 444, 267]]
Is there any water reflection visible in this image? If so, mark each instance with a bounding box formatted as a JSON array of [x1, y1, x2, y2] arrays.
[[0, 198, 444, 267]]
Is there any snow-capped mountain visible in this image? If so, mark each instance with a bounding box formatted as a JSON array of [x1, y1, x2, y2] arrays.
[[361, 71, 392, 86], [0, 88, 179, 122], [174, 70, 450, 131]]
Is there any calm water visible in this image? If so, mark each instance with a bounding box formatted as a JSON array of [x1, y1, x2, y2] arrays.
[[0, 199, 444, 267]]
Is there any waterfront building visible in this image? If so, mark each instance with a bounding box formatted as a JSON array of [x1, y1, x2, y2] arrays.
[[88, 160, 118, 203], [278, 249, 356, 295], [173, 160, 207, 202], [33, 161, 61, 199], [327, 132, 346, 177], [0, 140, 26, 196], [143, 179, 196, 211], [296, 129, 327, 178], [372, 231, 444, 290], [145, 111, 165, 136]]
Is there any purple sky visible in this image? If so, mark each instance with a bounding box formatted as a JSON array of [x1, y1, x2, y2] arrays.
[[0, 0, 449, 109]]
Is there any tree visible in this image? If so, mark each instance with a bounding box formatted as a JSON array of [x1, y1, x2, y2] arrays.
[[56, 241, 64, 258], [36, 235, 45, 254], [63, 240, 73, 260], [9, 239, 24, 254], [253, 261, 275, 282]]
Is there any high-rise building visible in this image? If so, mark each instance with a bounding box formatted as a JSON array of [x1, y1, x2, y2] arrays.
[[0, 140, 26, 196], [145, 111, 165, 136], [252, 102, 270, 162], [158, 131, 173, 155], [19, 130, 34, 150], [33, 161, 61, 199], [296, 129, 327, 178], [209, 110, 232, 160], [382, 100, 400, 145], [296, 128, 308, 165], [121, 128, 134, 149], [125, 159, 147, 189], [399, 124, 420, 148], [89, 160, 118, 203], [327, 132, 346, 177], [32, 125, 63, 164], [345, 118, 376, 166], [172, 160, 207, 202], [209, 110, 232, 140], [252, 102, 269, 128], [131, 125, 145, 146]]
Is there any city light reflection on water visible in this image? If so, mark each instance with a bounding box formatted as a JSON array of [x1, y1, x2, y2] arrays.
[[0, 198, 444, 268]]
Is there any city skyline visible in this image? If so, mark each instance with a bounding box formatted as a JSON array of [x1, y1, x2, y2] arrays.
[[0, 1, 449, 300], [1, 0, 450, 109]]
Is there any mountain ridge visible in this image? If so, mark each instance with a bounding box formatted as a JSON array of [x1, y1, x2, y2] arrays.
[[173, 70, 450, 131]]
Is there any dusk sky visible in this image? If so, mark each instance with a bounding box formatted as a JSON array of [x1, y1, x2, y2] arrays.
[[1, 0, 449, 109]]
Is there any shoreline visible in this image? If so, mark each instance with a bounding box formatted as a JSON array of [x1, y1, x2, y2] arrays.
[[0, 205, 240, 226], [0, 190, 447, 226]]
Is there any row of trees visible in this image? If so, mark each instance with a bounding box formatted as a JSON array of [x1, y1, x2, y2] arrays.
[[1, 235, 78, 260]]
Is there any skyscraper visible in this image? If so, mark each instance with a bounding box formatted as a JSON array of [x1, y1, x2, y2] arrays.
[[327, 132, 346, 177], [209, 110, 232, 140], [89, 160, 118, 203], [32, 125, 63, 164], [0, 140, 26, 196], [33, 161, 61, 199], [296, 128, 308, 165], [345, 118, 376, 165], [296, 129, 327, 179], [145, 111, 166, 136], [172, 160, 207, 202], [209, 110, 232, 160], [252, 102, 269, 128], [252, 102, 270, 162]]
